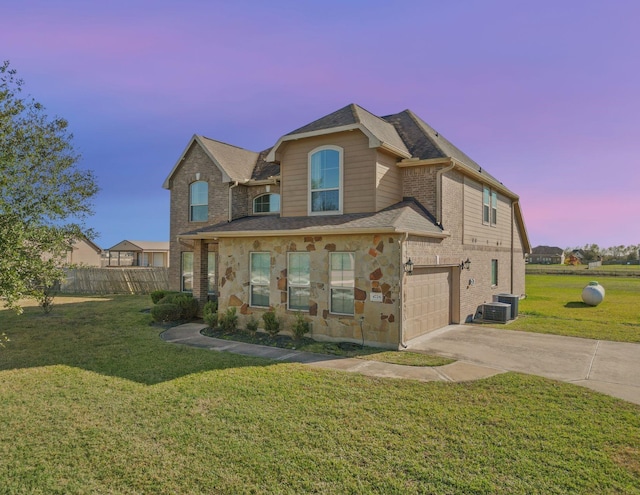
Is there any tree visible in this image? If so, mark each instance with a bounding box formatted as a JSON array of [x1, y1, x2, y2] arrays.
[[0, 61, 98, 312]]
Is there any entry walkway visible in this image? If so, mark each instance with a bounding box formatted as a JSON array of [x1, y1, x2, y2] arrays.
[[161, 323, 640, 406]]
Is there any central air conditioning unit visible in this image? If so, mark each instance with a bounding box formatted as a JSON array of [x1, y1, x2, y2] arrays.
[[494, 293, 519, 319], [482, 302, 511, 323]]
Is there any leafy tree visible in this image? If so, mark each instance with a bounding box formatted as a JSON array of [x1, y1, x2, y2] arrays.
[[0, 61, 98, 312]]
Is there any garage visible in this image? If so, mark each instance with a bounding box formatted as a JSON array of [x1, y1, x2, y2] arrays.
[[404, 266, 452, 341]]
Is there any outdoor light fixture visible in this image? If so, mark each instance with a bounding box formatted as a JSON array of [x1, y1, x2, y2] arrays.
[[460, 258, 471, 270], [403, 258, 414, 275]]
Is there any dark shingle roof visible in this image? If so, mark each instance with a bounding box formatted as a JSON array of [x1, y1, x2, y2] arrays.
[[180, 199, 444, 238], [251, 148, 280, 180], [532, 246, 564, 255]]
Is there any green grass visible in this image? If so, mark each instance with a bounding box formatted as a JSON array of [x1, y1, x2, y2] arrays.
[[508, 274, 640, 342], [1, 295, 639, 494]]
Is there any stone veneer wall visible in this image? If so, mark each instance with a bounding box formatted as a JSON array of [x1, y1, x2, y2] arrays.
[[216, 234, 402, 348]]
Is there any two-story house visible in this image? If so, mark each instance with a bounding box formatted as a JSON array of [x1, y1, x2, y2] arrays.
[[163, 104, 530, 348]]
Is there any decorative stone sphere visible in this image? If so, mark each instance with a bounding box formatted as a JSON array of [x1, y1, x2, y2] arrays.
[[582, 281, 605, 306]]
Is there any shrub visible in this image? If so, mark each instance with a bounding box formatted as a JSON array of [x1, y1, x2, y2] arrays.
[[219, 307, 238, 332], [203, 311, 218, 328], [262, 310, 280, 337], [151, 303, 181, 322], [292, 312, 310, 341], [154, 293, 198, 320], [150, 290, 169, 304], [246, 316, 259, 334]]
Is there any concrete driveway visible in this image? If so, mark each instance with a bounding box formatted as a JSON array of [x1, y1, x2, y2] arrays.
[[406, 325, 640, 406]]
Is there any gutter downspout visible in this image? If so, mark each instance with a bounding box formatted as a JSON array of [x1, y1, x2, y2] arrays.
[[436, 161, 456, 225], [510, 200, 516, 294], [228, 181, 239, 223], [398, 232, 409, 349]]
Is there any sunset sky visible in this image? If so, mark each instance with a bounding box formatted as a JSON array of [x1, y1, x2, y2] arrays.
[[3, 0, 639, 250]]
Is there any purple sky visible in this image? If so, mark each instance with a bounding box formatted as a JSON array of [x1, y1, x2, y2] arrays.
[[3, 0, 639, 250]]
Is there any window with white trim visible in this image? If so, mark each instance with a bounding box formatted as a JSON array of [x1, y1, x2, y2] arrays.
[[250, 252, 270, 307], [288, 252, 310, 311], [309, 146, 342, 214], [181, 252, 193, 292], [330, 252, 355, 315], [207, 252, 217, 294], [491, 259, 498, 286], [483, 186, 497, 226], [190, 181, 208, 222], [253, 193, 280, 214]]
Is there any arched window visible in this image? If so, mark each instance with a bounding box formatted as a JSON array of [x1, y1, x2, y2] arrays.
[[309, 146, 342, 214], [190, 181, 208, 222], [253, 193, 280, 214]]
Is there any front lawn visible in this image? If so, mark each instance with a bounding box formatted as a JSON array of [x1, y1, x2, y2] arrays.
[[508, 274, 640, 342], [1, 295, 639, 494]]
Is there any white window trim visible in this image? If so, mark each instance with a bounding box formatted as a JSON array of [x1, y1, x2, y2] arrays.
[[482, 185, 498, 227], [307, 145, 344, 216], [329, 252, 355, 316], [189, 180, 208, 222], [253, 193, 281, 215], [287, 252, 310, 312], [249, 252, 270, 308]]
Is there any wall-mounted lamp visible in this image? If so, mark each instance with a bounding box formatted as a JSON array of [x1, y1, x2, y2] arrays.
[[460, 258, 471, 271], [403, 258, 414, 275]]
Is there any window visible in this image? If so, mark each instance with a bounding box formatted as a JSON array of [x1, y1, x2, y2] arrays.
[[288, 252, 310, 311], [181, 252, 193, 292], [190, 181, 208, 222], [483, 186, 498, 226], [250, 252, 270, 307], [208, 252, 216, 294], [491, 259, 498, 286], [309, 146, 342, 214], [330, 253, 355, 315], [253, 193, 280, 214]]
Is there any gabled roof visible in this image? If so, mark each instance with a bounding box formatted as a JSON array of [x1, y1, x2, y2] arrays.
[[178, 199, 447, 239], [163, 135, 279, 188], [266, 104, 411, 162], [108, 240, 169, 252]]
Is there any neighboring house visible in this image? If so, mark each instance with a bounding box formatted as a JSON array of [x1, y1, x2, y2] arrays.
[[529, 246, 565, 265], [163, 104, 530, 348], [65, 237, 103, 267], [106, 240, 170, 267]]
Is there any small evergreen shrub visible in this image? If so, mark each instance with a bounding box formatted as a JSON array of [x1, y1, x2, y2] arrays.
[[150, 290, 169, 304], [174, 294, 199, 320], [219, 307, 238, 332], [262, 310, 280, 337], [151, 303, 181, 322], [203, 300, 218, 328], [292, 312, 310, 341], [246, 316, 259, 334]]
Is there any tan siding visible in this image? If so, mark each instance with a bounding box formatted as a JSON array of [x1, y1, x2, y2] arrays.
[[463, 176, 511, 247], [376, 150, 402, 210], [280, 131, 376, 217]]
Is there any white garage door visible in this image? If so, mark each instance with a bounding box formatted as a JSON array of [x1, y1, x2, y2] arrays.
[[405, 267, 452, 341]]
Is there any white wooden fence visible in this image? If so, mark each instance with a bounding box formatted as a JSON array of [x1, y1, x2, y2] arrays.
[[60, 267, 169, 295]]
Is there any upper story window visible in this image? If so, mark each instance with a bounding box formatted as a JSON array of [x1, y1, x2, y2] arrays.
[[253, 193, 280, 214], [483, 186, 497, 226], [309, 146, 342, 215], [190, 181, 208, 222]]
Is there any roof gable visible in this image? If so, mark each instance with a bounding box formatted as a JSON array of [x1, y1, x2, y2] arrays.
[[266, 104, 411, 162]]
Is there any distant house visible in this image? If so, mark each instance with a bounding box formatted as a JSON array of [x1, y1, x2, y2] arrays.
[[65, 237, 103, 267], [106, 240, 170, 267], [529, 246, 565, 264], [163, 103, 530, 348]]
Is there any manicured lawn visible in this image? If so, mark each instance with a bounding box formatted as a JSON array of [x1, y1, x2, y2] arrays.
[[509, 274, 640, 342], [1, 295, 639, 494]]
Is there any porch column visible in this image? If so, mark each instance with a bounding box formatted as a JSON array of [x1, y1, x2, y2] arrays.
[[192, 239, 209, 308]]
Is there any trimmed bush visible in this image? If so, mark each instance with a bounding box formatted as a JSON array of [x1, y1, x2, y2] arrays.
[[203, 300, 218, 328], [262, 310, 280, 337], [175, 295, 199, 320], [246, 316, 259, 334], [292, 312, 310, 341], [151, 303, 181, 322], [219, 307, 238, 332], [150, 290, 169, 304]]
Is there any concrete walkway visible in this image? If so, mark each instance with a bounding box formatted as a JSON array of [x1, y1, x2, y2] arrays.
[[161, 323, 640, 406]]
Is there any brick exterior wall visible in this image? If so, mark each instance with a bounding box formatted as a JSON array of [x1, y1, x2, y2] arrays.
[[167, 143, 229, 291]]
